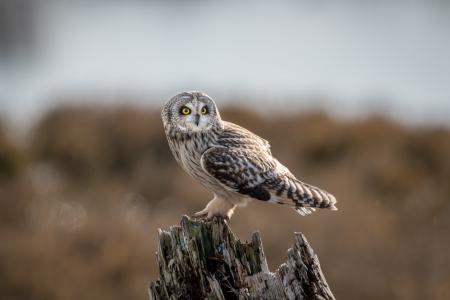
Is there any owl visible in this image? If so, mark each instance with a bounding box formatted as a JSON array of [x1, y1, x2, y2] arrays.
[[161, 91, 337, 219]]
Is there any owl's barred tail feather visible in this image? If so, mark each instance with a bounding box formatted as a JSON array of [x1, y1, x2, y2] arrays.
[[268, 176, 337, 216]]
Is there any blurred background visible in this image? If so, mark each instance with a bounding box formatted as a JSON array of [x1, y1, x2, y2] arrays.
[[1, 0, 450, 299]]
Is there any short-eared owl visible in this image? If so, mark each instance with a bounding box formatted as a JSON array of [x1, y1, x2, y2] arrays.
[[161, 91, 337, 219]]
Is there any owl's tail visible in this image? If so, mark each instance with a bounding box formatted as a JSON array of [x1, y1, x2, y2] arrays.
[[269, 176, 338, 216]]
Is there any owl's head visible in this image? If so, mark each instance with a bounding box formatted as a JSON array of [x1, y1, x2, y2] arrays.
[[162, 91, 222, 133]]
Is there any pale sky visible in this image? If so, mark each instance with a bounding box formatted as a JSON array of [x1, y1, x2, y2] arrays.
[[1, 0, 449, 125]]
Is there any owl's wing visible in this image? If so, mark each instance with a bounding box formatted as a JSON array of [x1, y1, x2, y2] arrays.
[[201, 146, 337, 214], [202, 121, 337, 214], [200, 146, 277, 200], [218, 121, 271, 154]]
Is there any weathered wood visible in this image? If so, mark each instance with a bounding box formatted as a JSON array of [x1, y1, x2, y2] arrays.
[[149, 216, 335, 300]]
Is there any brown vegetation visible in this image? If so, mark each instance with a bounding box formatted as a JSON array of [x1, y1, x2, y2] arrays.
[[0, 105, 449, 300]]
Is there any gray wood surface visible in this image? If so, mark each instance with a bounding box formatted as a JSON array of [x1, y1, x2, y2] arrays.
[[149, 216, 335, 300]]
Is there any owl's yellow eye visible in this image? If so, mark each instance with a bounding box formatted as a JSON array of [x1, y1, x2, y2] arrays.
[[180, 106, 191, 115], [201, 106, 208, 115]]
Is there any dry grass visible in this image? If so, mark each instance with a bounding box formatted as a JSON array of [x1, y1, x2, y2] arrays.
[[0, 104, 449, 299]]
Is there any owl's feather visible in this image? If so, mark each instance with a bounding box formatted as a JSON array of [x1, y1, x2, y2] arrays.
[[201, 122, 337, 214], [201, 147, 275, 199]]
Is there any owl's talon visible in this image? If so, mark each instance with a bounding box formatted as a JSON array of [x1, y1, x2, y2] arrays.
[[192, 211, 208, 220], [222, 215, 230, 224], [192, 207, 232, 222]]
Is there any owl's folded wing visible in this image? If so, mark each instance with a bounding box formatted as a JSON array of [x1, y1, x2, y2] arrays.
[[201, 146, 338, 214], [200, 146, 277, 200]]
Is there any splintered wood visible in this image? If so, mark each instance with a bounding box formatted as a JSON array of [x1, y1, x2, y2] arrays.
[[149, 216, 334, 300]]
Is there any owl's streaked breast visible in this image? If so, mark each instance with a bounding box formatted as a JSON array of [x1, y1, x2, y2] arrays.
[[166, 130, 222, 190]]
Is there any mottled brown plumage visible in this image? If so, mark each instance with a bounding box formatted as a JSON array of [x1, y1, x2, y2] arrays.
[[161, 91, 337, 219]]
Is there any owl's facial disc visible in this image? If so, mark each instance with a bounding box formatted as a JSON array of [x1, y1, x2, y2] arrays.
[[177, 98, 213, 132]]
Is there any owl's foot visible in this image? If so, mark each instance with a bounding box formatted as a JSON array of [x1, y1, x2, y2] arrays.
[[192, 209, 231, 222], [192, 210, 230, 222], [192, 209, 210, 220], [192, 197, 236, 220]]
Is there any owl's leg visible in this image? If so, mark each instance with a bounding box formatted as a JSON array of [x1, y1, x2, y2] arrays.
[[193, 196, 236, 220]]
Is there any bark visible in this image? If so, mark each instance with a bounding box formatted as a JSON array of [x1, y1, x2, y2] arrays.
[[149, 216, 335, 300]]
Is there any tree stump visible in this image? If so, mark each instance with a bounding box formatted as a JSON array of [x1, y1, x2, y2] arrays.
[[148, 216, 335, 300]]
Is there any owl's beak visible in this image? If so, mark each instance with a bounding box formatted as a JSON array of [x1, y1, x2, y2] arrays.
[[194, 114, 200, 126]]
